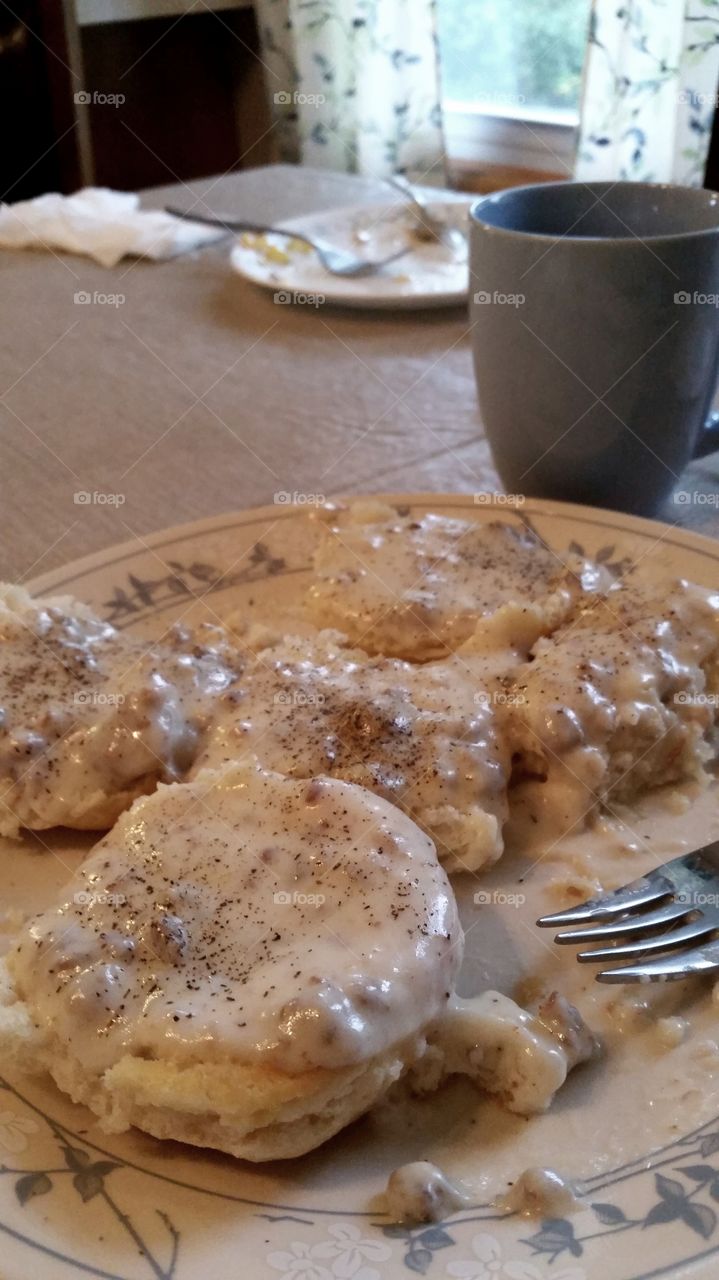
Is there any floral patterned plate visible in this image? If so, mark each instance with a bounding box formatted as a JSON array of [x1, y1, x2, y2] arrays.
[[3, 495, 719, 1280], [229, 200, 472, 309]]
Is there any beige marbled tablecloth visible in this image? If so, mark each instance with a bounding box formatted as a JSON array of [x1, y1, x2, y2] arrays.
[[1, 164, 717, 582]]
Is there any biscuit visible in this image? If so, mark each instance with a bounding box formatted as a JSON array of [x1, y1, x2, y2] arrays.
[[195, 629, 514, 873], [0, 584, 244, 836], [0, 763, 462, 1160], [506, 580, 719, 833], [306, 502, 596, 661]]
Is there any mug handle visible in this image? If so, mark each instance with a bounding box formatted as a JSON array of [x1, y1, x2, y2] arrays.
[[695, 411, 719, 459]]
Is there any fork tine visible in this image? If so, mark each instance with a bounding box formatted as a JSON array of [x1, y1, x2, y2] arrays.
[[536, 876, 672, 928], [577, 918, 716, 962], [597, 938, 719, 983], [552, 899, 691, 944]]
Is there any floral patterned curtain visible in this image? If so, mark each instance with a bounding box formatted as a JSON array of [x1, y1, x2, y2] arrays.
[[576, 0, 719, 186], [255, 0, 446, 181]]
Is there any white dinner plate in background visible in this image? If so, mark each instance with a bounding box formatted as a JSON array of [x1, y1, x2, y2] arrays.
[[229, 200, 472, 309]]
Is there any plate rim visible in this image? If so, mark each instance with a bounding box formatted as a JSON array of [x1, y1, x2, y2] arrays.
[[27, 492, 719, 598]]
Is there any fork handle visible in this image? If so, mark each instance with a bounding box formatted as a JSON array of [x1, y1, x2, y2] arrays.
[[386, 174, 430, 219], [165, 207, 303, 242]]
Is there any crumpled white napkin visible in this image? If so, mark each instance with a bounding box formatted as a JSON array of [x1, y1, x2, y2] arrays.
[[0, 186, 222, 268]]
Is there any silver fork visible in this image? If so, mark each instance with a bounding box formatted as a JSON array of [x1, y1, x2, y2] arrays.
[[385, 174, 466, 251], [165, 207, 412, 278], [537, 840, 719, 983]]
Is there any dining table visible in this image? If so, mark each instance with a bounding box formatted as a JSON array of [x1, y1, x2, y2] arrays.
[[1, 161, 719, 584], [3, 163, 719, 1280]]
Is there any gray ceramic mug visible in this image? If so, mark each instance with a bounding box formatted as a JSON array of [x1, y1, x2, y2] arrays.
[[469, 181, 719, 516]]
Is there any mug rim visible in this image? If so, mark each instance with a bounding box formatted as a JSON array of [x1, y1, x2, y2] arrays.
[[469, 179, 719, 245]]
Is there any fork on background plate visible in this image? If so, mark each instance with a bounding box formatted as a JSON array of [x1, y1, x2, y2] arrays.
[[165, 207, 412, 279], [384, 174, 467, 251], [537, 840, 719, 982]]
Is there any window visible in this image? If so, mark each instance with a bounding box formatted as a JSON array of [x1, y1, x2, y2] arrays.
[[436, 0, 592, 174]]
